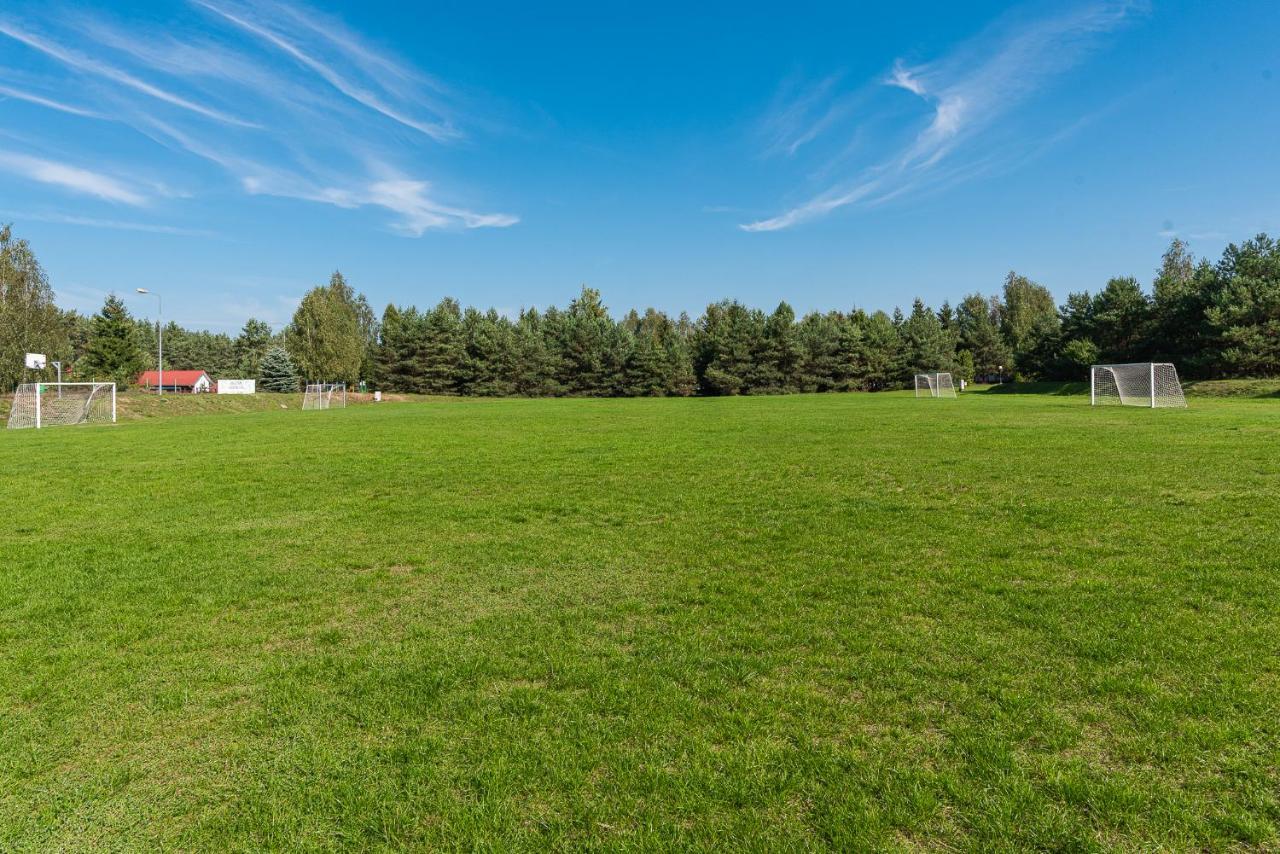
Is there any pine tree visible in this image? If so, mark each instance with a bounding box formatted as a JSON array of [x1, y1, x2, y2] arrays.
[[234, 318, 275, 377], [601, 322, 635, 396], [80, 294, 145, 386], [901, 298, 955, 379], [693, 301, 762, 395], [537, 307, 570, 396], [754, 302, 801, 393], [259, 345, 299, 392], [666, 317, 697, 397], [855, 310, 902, 390], [956, 293, 1010, 380], [832, 311, 867, 391], [420, 298, 466, 393], [937, 301, 955, 330], [1204, 234, 1280, 376], [374, 304, 414, 392], [1089, 277, 1151, 363], [558, 287, 614, 395], [460, 308, 516, 396], [796, 311, 842, 392], [622, 308, 691, 396], [510, 308, 557, 396]]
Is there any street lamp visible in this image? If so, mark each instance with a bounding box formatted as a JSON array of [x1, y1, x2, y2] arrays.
[[136, 288, 162, 395]]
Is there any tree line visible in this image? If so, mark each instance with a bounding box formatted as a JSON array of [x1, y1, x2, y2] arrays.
[[4, 222, 1279, 396]]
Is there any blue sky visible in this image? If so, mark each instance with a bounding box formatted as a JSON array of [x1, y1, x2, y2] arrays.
[[1, 0, 1277, 331]]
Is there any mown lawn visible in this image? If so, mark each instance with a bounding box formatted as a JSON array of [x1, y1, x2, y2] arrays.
[[1, 392, 1277, 850]]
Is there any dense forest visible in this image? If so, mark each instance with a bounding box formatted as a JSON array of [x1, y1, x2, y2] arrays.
[[4, 223, 1279, 396]]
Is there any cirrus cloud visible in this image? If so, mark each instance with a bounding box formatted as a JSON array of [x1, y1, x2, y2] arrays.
[[742, 0, 1147, 232]]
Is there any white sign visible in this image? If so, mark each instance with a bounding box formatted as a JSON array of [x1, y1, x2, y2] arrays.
[[217, 379, 256, 394], [25, 353, 46, 370]]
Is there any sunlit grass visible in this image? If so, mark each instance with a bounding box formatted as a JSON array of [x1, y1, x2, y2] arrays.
[[2, 392, 1277, 849]]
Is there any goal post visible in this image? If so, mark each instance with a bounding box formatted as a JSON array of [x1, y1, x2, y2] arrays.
[[7, 382, 116, 429], [1090, 363, 1186, 408], [302, 382, 347, 411], [914, 372, 957, 399]]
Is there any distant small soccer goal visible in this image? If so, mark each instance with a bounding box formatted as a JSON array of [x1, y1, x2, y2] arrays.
[[1091, 363, 1186, 408], [7, 382, 116, 429], [914, 372, 957, 398], [302, 382, 347, 411]]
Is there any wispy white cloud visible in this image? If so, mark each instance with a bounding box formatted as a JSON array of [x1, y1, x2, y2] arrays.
[[137, 117, 514, 232], [758, 73, 845, 158], [192, 0, 458, 141], [0, 151, 146, 204], [239, 165, 518, 234], [274, 1, 451, 102], [741, 181, 880, 233], [2, 210, 214, 235], [0, 20, 256, 127], [0, 1, 512, 234], [0, 82, 102, 118], [885, 61, 926, 97], [743, 0, 1146, 232]]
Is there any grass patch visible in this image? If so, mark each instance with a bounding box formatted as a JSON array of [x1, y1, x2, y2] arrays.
[[2, 392, 1278, 849], [0, 390, 428, 423], [1182, 378, 1280, 398], [988, 378, 1280, 399], [980, 381, 1088, 396]]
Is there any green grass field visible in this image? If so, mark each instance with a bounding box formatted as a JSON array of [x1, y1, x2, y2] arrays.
[[2, 392, 1277, 850]]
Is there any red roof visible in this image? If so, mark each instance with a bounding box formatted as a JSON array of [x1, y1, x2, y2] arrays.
[[136, 370, 210, 387]]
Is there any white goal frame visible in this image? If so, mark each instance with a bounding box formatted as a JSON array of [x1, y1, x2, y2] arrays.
[[914, 372, 957, 398], [302, 382, 347, 410], [7, 382, 117, 429], [1090, 363, 1186, 408]]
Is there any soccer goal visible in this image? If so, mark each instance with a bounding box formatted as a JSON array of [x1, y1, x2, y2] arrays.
[[6, 382, 117, 429], [302, 382, 347, 410], [914, 372, 957, 398], [1091, 363, 1186, 408]]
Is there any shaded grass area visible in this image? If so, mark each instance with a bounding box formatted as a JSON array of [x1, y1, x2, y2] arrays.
[[981, 381, 1089, 396], [987, 378, 1280, 398], [2, 393, 1278, 850], [1182, 378, 1280, 398]]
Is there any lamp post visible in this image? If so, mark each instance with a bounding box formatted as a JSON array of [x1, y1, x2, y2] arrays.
[[136, 288, 162, 395]]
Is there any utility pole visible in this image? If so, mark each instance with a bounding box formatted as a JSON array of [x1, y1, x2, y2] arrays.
[[136, 288, 163, 395]]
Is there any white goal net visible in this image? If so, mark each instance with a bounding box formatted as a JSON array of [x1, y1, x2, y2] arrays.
[[302, 382, 346, 410], [1091, 363, 1186, 408], [914, 372, 957, 398], [7, 382, 117, 429]]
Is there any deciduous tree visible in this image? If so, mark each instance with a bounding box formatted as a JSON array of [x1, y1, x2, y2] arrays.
[[0, 224, 69, 390], [286, 271, 366, 384]]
